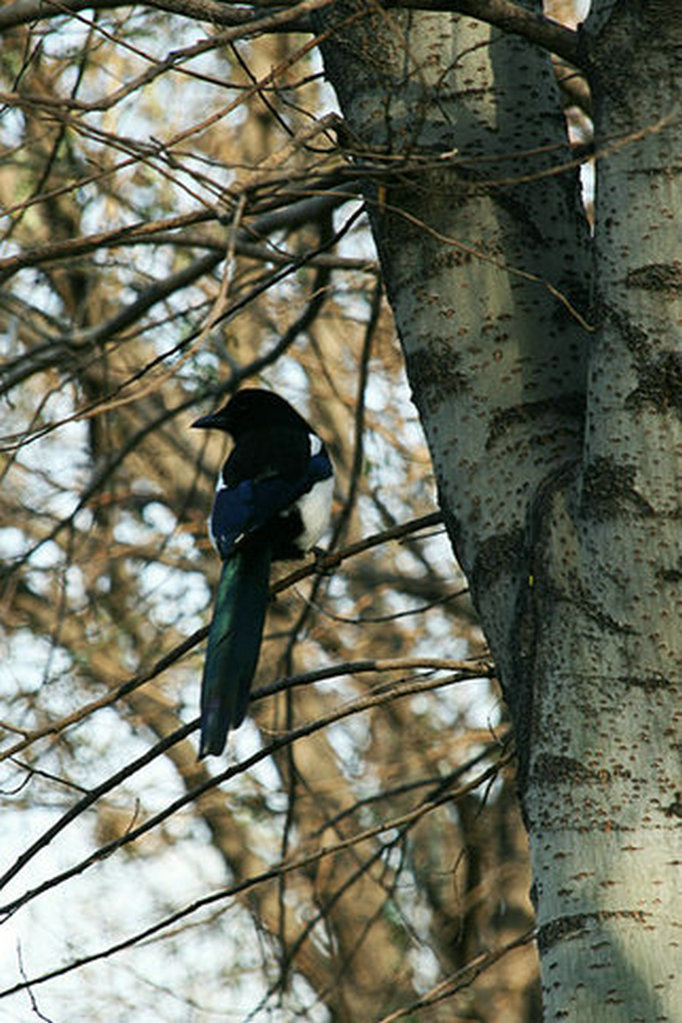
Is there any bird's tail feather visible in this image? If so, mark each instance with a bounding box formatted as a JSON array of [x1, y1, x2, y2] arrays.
[[199, 541, 271, 757]]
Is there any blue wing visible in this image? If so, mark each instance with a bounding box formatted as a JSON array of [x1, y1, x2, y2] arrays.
[[210, 446, 332, 560]]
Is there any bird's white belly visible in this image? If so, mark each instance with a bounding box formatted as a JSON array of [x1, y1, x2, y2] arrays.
[[293, 475, 334, 552]]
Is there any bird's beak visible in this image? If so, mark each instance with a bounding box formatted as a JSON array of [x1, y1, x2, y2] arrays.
[[192, 412, 219, 430]]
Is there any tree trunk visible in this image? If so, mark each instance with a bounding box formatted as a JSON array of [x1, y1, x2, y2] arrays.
[[315, 2, 682, 1019]]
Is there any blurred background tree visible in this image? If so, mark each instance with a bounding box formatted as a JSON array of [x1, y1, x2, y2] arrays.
[[0, 1, 619, 1020]]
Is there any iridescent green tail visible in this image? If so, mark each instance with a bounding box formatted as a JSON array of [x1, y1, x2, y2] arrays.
[[199, 541, 271, 757]]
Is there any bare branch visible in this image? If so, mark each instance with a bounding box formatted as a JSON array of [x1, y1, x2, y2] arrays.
[[385, 0, 584, 67], [0, 746, 511, 997], [0, 0, 320, 34]]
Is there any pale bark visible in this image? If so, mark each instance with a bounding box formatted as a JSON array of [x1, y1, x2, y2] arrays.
[[315, 2, 682, 1019], [526, 3, 682, 1019]]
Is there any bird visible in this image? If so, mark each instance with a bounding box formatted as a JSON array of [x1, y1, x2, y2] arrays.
[[192, 388, 334, 757]]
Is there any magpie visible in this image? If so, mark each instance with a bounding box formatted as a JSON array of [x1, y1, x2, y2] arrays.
[[192, 388, 334, 757]]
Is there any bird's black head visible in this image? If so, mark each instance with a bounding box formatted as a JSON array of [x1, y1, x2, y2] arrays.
[[192, 388, 310, 439]]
